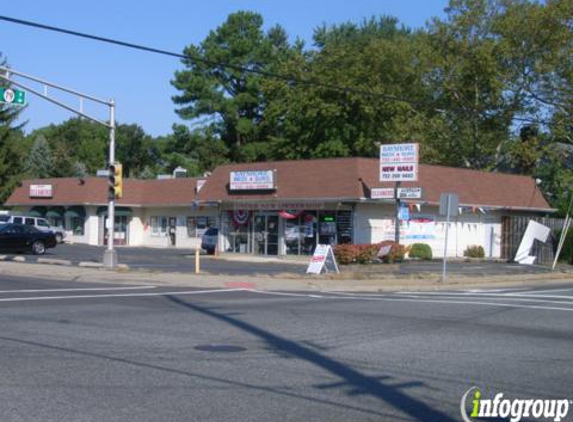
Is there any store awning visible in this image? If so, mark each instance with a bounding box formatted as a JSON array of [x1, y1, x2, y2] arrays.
[[46, 206, 66, 218], [96, 206, 133, 217], [65, 206, 86, 218], [28, 206, 48, 217]]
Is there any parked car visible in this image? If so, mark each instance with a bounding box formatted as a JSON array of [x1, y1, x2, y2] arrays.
[[0, 215, 66, 243], [201, 227, 219, 254], [0, 223, 57, 255]]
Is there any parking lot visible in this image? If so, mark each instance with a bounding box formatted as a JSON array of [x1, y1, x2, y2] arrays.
[[0, 242, 560, 278]]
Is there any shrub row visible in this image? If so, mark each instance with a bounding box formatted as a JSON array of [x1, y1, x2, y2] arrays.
[[333, 241, 410, 265]]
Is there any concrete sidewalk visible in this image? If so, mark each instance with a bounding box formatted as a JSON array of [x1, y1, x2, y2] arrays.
[[2, 260, 573, 292]]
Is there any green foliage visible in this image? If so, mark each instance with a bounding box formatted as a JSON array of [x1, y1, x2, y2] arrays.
[[408, 243, 433, 260], [333, 241, 406, 265], [464, 245, 485, 258], [24, 135, 54, 178], [172, 11, 293, 162]]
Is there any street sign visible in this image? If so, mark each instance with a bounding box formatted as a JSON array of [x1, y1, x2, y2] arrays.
[[371, 188, 395, 199], [0, 87, 26, 105], [380, 143, 419, 182], [439, 193, 459, 217], [397, 187, 423, 199], [399, 205, 410, 221]]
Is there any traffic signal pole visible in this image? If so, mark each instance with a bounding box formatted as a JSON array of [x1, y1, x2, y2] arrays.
[[103, 100, 117, 268], [0, 67, 118, 268]]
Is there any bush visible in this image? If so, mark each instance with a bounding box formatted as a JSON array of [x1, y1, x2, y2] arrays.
[[464, 245, 485, 258], [333, 242, 406, 265], [378, 241, 407, 264], [409, 243, 433, 260]]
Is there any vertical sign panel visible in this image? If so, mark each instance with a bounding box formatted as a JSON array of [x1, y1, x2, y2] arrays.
[[380, 143, 419, 182]]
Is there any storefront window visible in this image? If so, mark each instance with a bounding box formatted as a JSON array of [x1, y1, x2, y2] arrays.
[[71, 217, 85, 236], [186, 216, 216, 237], [150, 216, 168, 236]]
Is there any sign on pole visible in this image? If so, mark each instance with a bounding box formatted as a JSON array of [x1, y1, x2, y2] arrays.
[[0, 87, 26, 105], [397, 187, 423, 199], [307, 244, 340, 274], [380, 143, 419, 182], [439, 193, 459, 282]]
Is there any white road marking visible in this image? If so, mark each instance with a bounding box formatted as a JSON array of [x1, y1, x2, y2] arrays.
[[507, 287, 573, 295], [0, 286, 157, 294], [0, 288, 246, 303], [398, 291, 573, 301], [248, 290, 573, 312]]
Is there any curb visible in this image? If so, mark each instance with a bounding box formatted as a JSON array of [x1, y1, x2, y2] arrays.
[[37, 258, 72, 266]]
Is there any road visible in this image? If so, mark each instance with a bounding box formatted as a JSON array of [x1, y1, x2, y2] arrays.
[[0, 276, 571, 421]]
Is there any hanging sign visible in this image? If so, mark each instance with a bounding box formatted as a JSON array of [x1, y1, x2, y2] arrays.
[[397, 187, 423, 199], [29, 184, 53, 198], [230, 170, 275, 190], [306, 244, 340, 274], [380, 143, 419, 182], [371, 188, 395, 199]]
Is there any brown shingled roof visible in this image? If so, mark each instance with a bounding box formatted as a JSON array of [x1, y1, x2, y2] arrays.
[[197, 157, 552, 211], [5, 177, 199, 207], [5, 158, 552, 211]]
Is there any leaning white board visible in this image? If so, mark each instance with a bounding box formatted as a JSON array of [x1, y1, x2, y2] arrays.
[[514, 220, 551, 265], [307, 244, 340, 274]]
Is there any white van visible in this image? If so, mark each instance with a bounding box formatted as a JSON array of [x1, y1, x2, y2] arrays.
[[0, 215, 66, 243]]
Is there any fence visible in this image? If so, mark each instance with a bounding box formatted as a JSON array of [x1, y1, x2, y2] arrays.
[[501, 216, 564, 265]]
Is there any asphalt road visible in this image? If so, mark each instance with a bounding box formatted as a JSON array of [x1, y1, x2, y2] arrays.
[[0, 276, 571, 422]]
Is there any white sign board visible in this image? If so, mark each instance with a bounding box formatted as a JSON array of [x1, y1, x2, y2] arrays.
[[230, 170, 275, 190], [514, 220, 551, 265], [397, 187, 423, 199], [29, 184, 53, 198], [371, 188, 395, 199], [380, 143, 419, 182], [306, 244, 340, 274]]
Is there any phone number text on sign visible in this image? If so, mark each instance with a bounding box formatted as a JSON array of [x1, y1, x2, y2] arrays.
[[380, 143, 419, 182]]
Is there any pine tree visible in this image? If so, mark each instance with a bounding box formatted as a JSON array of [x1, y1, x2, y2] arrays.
[[25, 134, 54, 178]]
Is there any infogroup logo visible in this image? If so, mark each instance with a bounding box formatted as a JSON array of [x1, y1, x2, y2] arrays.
[[461, 387, 571, 422]]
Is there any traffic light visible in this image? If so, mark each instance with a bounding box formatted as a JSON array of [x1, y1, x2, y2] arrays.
[[108, 162, 123, 200]]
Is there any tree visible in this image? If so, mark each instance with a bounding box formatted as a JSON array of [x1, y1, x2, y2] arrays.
[[0, 53, 27, 203], [116, 123, 160, 177], [172, 11, 293, 162], [24, 134, 54, 178]]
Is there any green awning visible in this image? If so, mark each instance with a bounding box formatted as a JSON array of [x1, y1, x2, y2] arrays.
[[96, 206, 133, 217], [46, 206, 65, 218], [28, 206, 47, 217], [65, 206, 86, 218]]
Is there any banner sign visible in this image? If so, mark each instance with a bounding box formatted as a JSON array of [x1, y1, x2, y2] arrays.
[[233, 202, 325, 211], [397, 187, 423, 199], [371, 188, 395, 199], [307, 244, 340, 274], [29, 184, 53, 198], [230, 170, 275, 190], [380, 143, 419, 182]]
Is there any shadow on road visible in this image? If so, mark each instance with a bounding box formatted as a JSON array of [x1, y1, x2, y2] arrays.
[[166, 295, 457, 422]]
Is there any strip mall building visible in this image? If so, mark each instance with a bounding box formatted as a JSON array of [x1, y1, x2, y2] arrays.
[[5, 157, 553, 258]]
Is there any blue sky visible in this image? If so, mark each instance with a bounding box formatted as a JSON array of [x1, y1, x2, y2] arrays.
[[1, 0, 449, 137]]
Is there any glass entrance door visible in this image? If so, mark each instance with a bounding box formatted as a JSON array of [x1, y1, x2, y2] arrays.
[[252, 213, 279, 255]]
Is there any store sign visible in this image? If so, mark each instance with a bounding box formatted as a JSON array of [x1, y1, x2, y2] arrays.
[[371, 188, 395, 199], [380, 143, 419, 182], [230, 170, 275, 190], [306, 244, 340, 274], [234, 202, 325, 211], [29, 184, 53, 198], [397, 187, 423, 199]]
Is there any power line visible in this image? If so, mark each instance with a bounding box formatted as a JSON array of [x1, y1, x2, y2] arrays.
[[0, 14, 420, 106]]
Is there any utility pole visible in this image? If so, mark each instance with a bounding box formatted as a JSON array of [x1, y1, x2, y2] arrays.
[[0, 67, 118, 268]]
